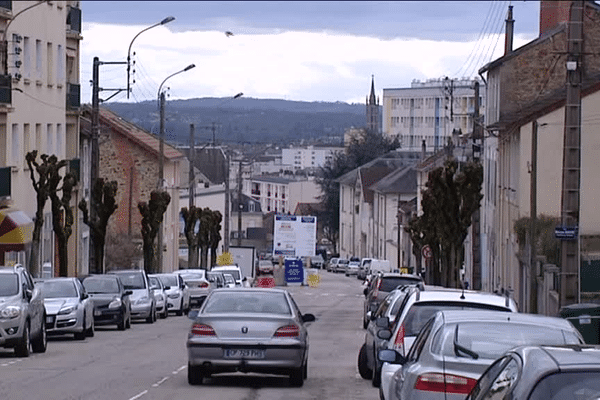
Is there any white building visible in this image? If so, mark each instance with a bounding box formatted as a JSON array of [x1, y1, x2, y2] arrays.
[[0, 1, 81, 275], [281, 145, 344, 171], [247, 175, 321, 215], [382, 78, 485, 152]]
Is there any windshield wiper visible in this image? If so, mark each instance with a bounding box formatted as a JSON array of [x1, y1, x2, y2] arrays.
[[453, 325, 479, 359]]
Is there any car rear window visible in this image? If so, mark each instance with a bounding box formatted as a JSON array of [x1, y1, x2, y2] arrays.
[[83, 277, 119, 294], [114, 272, 146, 290], [215, 269, 240, 281], [157, 275, 178, 287], [203, 291, 291, 315], [380, 277, 421, 292], [529, 371, 600, 400], [432, 322, 583, 359], [402, 302, 511, 336], [0, 273, 19, 296]]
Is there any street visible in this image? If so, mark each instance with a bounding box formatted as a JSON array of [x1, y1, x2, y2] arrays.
[[0, 271, 378, 400]]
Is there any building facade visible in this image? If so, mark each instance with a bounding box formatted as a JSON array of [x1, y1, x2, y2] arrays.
[[281, 145, 343, 171]]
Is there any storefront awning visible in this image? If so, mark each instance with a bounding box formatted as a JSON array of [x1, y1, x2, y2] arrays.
[[0, 208, 33, 252]]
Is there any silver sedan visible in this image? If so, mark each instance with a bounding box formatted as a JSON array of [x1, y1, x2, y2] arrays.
[[186, 288, 315, 386], [40, 277, 95, 340]]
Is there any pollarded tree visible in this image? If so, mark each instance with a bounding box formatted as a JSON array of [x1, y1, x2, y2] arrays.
[[138, 190, 171, 274], [181, 206, 202, 270], [79, 178, 118, 274], [208, 210, 222, 268], [198, 207, 212, 269]]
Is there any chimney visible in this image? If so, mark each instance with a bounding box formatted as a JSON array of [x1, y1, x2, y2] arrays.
[[540, 0, 572, 37], [504, 5, 514, 55]]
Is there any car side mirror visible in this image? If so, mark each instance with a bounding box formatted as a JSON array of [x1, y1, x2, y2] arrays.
[[378, 349, 407, 365], [124, 290, 133, 296], [24, 288, 33, 300], [366, 311, 372, 320], [187, 309, 199, 320], [376, 316, 389, 328], [81, 292, 89, 300], [363, 288, 368, 296], [243, 277, 248, 282], [377, 329, 392, 340], [302, 313, 316, 322]]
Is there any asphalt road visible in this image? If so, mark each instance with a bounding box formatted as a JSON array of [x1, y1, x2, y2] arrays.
[[0, 270, 378, 400]]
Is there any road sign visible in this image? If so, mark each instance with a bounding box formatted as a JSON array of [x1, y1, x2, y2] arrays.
[[284, 258, 304, 284], [422, 245, 433, 259], [555, 226, 579, 240]]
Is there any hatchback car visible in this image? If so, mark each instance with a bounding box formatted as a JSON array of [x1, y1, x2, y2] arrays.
[[0, 265, 47, 356], [148, 275, 169, 319], [345, 261, 360, 276], [258, 260, 274, 275], [363, 273, 424, 329], [108, 269, 156, 323], [40, 277, 95, 340], [381, 310, 585, 400], [186, 287, 315, 386], [81, 274, 132, 330], [155, 273, 190, 316], [376, 288, 518, 391], [175, 269, 211, 307], [467, 344, 600, 400]]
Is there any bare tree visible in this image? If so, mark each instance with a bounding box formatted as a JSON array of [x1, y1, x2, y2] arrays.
[[181, 206, 202, 269], [138, 190, 171, 274]]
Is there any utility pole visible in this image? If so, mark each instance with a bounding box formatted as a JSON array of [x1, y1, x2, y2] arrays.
[[560, 0, 584, 307], [157, 90, 165, 272], [237, 160, 243, 246], [223, 150, 230, 253], [471, 80, 482, 290], [530, 120, 538, 313], [189, 124, 195, 209]]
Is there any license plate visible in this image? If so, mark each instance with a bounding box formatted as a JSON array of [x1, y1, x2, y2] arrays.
[[94, 310, 101, 317], [224, 349, 265, 359], [580, 316, 592, 325]]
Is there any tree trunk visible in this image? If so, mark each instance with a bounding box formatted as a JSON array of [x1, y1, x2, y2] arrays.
[[200, 246, 208, 269], [188, 243, 199, 270], [142, 237, 153, 273], [210, 245, 218, 267], [28, 210, 44, 277]]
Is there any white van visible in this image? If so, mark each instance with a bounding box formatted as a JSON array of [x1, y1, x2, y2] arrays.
[[369, 259, 391, 274]]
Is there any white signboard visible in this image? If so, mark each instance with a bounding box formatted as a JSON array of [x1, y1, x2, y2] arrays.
[[273, 215, 316, 258]]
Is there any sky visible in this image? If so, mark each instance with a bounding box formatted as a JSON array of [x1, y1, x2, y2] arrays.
[[80, 1, 542, 105]]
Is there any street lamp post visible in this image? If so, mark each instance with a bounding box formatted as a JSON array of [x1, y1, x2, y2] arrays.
[[127, 16, 175, 99], [156, 64, 195, 272]]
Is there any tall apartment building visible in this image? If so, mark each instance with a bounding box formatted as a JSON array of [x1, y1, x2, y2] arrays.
[[281, 145, 344, 171], [0, 1, 81, 274], [382, 78, 484, 151]]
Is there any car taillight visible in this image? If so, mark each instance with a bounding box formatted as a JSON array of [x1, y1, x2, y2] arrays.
[[200, 282, 209, 288], [414, 373, 477, 394], [273, 325, 299, 337], [191, 324, 216, 336], [392, 323, 405, 354]]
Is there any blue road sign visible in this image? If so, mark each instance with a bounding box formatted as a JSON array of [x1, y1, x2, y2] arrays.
[[555, 226, 578, 240], [285, 258, 304, 284]]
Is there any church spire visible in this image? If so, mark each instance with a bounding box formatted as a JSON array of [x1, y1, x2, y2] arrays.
[[369, 74, 376, 105]]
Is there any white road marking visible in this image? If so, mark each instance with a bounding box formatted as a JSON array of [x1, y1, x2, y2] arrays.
[[172, 365, 186, 374], [152, 377, 169, 387], [127, 390, 148, 400]]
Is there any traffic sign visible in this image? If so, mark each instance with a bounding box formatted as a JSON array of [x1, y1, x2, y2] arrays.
[[555, 226, 578, 240], [422, 245, 433, 259]]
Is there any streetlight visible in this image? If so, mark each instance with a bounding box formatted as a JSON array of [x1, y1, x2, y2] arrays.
[[127, 16, 175, 99], [156, 63, 195, 272]]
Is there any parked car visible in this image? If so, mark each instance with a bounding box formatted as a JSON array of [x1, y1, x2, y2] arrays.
[[257, 260, 274, 275], [357, 258, 374, 280], [175, 269, 211, 307], [40, 277, 95, 340], [345, 260, 361, 276], [0, 265, 47, 356], [380, 310, 585, 400], [186, 287, 315, 386], [375, 288, 518, 391], [363, 273, 424, 329], [466, 344, 600, 400], [222, 273, 236, 288], [154, 273, 190, 316], [206, 271, 225, 289], [309, 255, 324, 269], [108, 269, 156, 323], [148, 275, 169, 319], [330, 258, 349, 273], [211, 265, 245, 287], [81, 274, 132, 330]]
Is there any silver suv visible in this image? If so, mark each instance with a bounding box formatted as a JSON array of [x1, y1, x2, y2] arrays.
[[0, 265, 47, 356]]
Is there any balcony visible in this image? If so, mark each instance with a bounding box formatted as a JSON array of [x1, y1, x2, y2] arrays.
[[66, 83, 80, 109]]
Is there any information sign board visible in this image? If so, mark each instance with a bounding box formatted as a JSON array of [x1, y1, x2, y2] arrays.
[[284, 258, 304, 284], [273, 215, 317, 257]]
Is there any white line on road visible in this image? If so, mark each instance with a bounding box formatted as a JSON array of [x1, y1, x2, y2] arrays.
[[127, 390, 148, 400], [152, 377, 169, 387], [172, 365, 186, 374]]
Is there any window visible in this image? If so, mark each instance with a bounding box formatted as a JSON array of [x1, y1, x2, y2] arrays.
[[35, 124, 41, 149], [56, 44, 64, 86], [47, 42, 53, 86], [23, 36, 31, 80], [11, 124, 19, 166], [35, 39, 42, 81], [47, 124, 53, 155], [23, 124, 30, 168], [56, 124, 62, 158]]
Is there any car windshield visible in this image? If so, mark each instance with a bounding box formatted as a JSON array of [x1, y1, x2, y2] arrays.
[[180, 273, 204, 281], [529, 371, 600, 400], [0, 273, 19, 296], [83, 277, 120, 294], [203, 291, 291, 314], [42, 280, 78, 298], [158, 275, 178, 287], [113, 273, 145, 289], [433, 322, 582, 360], [403, 302, 511, 336], [380, 277, 421, 292], [149, 277, 161, 289], [215, 270, 240, 281]]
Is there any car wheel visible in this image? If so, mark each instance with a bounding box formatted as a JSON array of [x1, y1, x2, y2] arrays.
[[146, 307, 155, 324], [358, 344, 373, 379], [303, 359, 308, 380], [363, 315, 369, 329], [15, 321, 31, 357], [289, 366, 304, 387], [31, 318, 47, 353], [372, 359, 382, 387], [188, 363, 204, 385], [86, 316, 95, 337], [126, 313, 131, 329], [117, 312, 126, 331]]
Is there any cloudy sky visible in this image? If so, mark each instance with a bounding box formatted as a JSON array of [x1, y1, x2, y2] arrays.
[[80, 1, 541, 105]]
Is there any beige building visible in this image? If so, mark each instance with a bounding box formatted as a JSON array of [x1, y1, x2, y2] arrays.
[[0, 1, 82, 276], [247, 175, 321, 216]]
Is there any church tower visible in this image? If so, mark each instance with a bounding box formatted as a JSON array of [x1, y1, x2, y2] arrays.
[[366, 75, 380, 133]]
